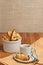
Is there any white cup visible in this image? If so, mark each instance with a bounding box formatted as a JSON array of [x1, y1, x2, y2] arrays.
[[20, 44, 36, 56]]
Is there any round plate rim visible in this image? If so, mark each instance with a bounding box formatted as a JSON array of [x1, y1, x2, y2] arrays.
[[13, 54, 35, 63]]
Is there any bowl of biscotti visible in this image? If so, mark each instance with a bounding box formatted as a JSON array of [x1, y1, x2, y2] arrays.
[[2, 30, 22, 53]]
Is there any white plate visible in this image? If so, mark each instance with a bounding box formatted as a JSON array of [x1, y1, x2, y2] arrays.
[[13, 53, 38, 63]]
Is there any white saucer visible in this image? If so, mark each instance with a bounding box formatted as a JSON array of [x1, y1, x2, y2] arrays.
[[13, 53, 38, 63]]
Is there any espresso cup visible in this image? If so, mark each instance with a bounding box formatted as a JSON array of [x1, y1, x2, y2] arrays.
[[20, 44, 36, 56]]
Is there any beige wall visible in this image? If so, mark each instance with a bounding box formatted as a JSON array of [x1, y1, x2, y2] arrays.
[[0, 0, 43, 32]]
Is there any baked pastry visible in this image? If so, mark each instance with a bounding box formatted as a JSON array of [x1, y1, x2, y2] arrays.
[[11, 30, 21, 41], [3, 30, 22, 41], [2, 33, 10, 41], [16, 53, 30, 60], [0, 62, 8, 65], [11, 30, 17, 41], [8, 30, 12, 37], [16, 33, 21, 40]]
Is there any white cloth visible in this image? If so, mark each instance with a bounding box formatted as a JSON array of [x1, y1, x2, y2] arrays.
[[32, 38, 43, 64]]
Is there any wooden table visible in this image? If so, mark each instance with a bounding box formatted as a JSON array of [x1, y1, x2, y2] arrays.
[[0, 33, 43, 58], [0, 33, 43, 65]]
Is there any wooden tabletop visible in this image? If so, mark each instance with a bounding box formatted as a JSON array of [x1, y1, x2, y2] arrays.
[[0, 33, 43, 44], [0, 33, 43, 65], [0, 33, 43, 58]]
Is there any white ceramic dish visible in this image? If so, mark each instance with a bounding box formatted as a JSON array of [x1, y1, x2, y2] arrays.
[[2, 38, 22, 53], [20, 44, 36, 56], [13, 53, 38, 63]]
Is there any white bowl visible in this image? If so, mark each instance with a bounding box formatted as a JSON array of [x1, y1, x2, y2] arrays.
[[2, 38, 21, 53]]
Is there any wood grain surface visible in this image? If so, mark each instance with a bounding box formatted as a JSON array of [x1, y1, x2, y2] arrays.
[[0, 33, 43, 58]]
